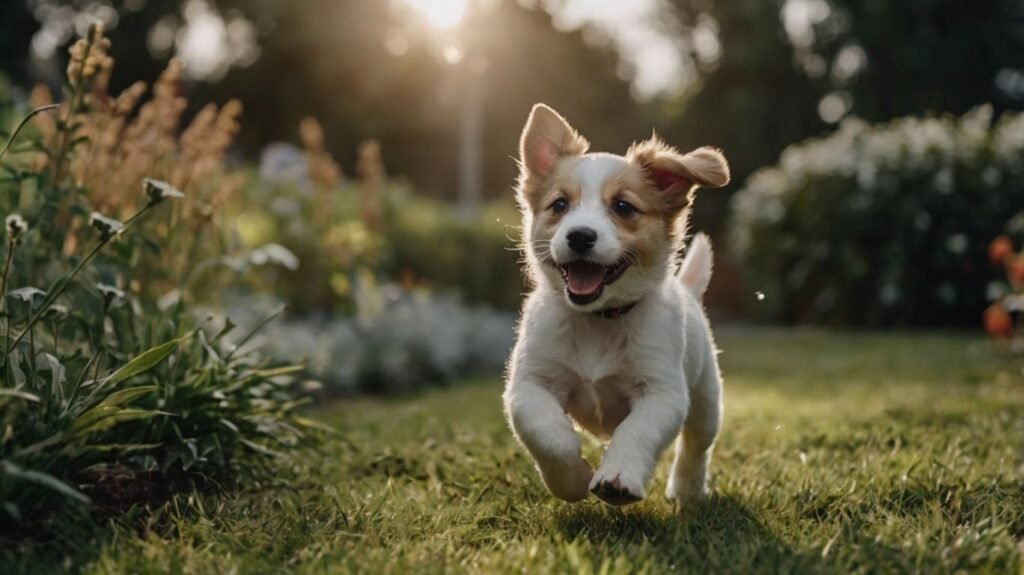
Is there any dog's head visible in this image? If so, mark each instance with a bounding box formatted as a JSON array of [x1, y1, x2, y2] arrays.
[[516, 104, 729, 311]]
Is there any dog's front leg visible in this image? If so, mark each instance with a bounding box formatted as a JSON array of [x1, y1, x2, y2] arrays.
[[504, 378, 593, 502], [590, 383, 687, 506]]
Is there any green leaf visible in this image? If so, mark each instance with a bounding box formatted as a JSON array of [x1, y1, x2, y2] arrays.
[[252, 365, 304, 378], [229, 308, 285, 358], [0, 461, 89, 505], [67, 442, 162, 454], [100, 334, 190, 388], [239, 439, 285, 459], [68, 407, 170, 437], [96, 385, 158, 408], [0, 389, 40, 402]]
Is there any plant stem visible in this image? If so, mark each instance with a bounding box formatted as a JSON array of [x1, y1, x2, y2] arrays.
[[2, 239, 15, 386], [53, 317, 62, 358], [8, 202, 155, 351], [0, 240, 13, 315], [50, 33, 94, 189], [28, 321, 36, 379], [0, 104, 61, 164]]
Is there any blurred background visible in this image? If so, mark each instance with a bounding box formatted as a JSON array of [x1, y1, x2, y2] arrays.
[[2, 0, 1023, 395]]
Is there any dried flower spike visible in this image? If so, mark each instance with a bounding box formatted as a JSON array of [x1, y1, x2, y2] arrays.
[[89, 212, 124, 241], [144, 178, 185, 205], [67, 23, 111, 88], [5, 214, 27, 242]]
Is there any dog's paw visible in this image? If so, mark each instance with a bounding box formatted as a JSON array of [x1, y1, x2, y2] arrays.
[[539, 456, 593, 503], [665, 480, 709, 508], [589, 467, 645, 506]]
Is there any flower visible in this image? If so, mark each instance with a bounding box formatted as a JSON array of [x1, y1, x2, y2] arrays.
[[97, 283, 127, 307], [89, 212, 124, 241], [6, 286, 46, 304], [1008, 257, 1024, 289], [983, 303, 1013, 339], [5, 214, 27, 242], [249, 244, 300, 271], [144, 178, 185, 205], [989, 235, 1014, 266]]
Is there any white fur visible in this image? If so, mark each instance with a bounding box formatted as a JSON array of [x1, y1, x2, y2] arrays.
[[503, 153, 724, 508]]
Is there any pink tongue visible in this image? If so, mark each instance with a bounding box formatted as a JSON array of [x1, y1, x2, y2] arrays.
[[566, 262, 605, 295]]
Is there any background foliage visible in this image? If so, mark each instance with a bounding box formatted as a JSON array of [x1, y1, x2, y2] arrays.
[[732, 107, 1024, 326]]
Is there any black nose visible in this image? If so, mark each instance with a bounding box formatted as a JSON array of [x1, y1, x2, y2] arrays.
[[566, 227, 597, 254]]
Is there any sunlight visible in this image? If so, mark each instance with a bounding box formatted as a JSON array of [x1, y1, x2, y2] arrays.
[[402, 0, 469, 29]]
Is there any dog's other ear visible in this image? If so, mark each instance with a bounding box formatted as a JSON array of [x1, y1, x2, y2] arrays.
[[627, 135, 729, 212], [519, 104, 589, 182]]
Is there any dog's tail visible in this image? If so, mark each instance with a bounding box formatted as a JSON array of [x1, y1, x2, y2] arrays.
[[679, 233, 713, 296]]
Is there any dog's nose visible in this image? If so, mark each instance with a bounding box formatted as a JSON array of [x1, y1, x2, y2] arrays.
[[566, 227, 597, 254]]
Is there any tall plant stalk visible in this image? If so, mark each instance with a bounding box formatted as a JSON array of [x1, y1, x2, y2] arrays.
[[8, 204, 156, 351]]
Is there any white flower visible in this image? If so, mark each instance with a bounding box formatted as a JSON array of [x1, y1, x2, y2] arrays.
[[144, 178, 185, 204], [89, 212, 124, 241], [5, 214, 27, 241]]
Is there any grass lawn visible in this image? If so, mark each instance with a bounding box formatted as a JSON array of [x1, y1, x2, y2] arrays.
[[5, 329, 1023, 574]]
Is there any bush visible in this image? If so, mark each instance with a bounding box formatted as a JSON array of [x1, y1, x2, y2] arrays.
[[731, 106, 1024, 326], [378, 193, 523, 311], [242, 143, 523, 314], [0, 25, 317, 530]]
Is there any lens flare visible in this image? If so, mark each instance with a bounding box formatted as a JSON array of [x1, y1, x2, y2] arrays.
[[402, 0, 469, 29]]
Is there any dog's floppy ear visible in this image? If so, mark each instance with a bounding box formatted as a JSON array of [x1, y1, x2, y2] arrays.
[[519, 104, 589, 182], [627, 135, 729, 212]]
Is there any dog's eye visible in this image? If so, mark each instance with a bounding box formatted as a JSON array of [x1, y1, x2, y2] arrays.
[[612, 199, 638, 217], [549, 197, 569, 214]]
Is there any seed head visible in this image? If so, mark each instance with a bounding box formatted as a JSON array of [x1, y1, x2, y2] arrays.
[[144, 178, 185, 205], [5, 214, 27, 242], [89, 212, 124, 241]]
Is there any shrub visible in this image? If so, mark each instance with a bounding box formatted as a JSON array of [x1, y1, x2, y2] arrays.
[[245, 138, 523, 314], [0, 25, 316, 530], [378, 193, 523, 311], [731, 106, 1024, 326]]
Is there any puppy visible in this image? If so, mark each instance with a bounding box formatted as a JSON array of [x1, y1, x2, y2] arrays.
[[503, 104, 729, 508]]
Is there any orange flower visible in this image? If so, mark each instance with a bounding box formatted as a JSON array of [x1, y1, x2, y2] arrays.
[[983, 303, 1013, 339], [988, 235, 1013, 266], [1010, 257, 1024, 288]]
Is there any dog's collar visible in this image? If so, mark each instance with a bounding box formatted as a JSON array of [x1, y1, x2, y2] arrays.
[[593, 300, 639, 319]]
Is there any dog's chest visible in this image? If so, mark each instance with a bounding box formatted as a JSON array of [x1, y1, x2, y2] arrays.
[[557, 322, 640, 438]]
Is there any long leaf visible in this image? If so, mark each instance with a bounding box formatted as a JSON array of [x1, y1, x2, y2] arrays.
[[228, 307, 285, 359], [96, 385, 158, 408], [0, 460, 89, 505], [69, 407, 171, 437], [252, 365, 304, 378], [65, 442, 162, 454], [100, 334, 190, 388], [0, 389, 40, 402]]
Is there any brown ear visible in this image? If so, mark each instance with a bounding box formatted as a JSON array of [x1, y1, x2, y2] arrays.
[[519, 104, 589, 182], [627, 136, 730, 211]]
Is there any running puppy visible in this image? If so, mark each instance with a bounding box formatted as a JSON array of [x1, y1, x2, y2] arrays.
[[503, 104, 729, 508]]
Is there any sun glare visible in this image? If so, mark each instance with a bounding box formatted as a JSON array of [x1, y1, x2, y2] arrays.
[[403, 0, 469, 29]]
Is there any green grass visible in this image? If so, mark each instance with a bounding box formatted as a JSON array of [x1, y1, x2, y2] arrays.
[[4, 329, 1023, 574]]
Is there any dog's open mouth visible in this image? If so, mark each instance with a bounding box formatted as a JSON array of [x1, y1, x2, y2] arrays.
[[558, 260, 630, 304]]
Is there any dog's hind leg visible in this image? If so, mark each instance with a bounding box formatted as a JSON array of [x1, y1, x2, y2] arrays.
[[666, 358, 722, 508]]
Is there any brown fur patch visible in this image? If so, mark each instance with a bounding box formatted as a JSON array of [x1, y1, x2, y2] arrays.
[[626, 136, 730, 217], [518, 105, 589, 212], [599, 163, 676, 267]]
